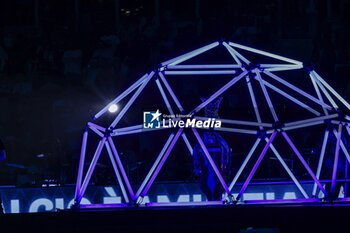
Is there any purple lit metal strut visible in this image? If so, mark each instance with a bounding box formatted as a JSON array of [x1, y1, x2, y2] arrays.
[[107, 137, 135, 200], [74, 130, 88, 201], [282, 131, 327, 196], [331, 124, 343, 193], [135, 132, 176, 198], [237, 132, 277, 200], [77, 137, 106, 203], [141, 129, 183, 197]]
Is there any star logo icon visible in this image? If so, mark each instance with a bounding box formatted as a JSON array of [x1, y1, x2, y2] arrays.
[[143, 110, 162, 129], [150, 109, 162, 122]]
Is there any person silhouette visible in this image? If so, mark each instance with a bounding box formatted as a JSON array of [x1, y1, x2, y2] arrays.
[[0, 138, 5, 162], [193, 97, 232, 201]]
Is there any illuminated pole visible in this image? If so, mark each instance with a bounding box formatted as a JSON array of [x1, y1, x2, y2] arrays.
[[135, 132, 175, 198], [158, 72, 184, 113], [105, 141, 129, 203], [264, 70, 331, 110], [312, 130, 329, 197], [310, 72, 338, 110], [74, 130, 88, 201], [331, 124, 343, 194], [255, 71, 279, 122], [246, 76, 263, 130], [161, 42, 219, 66], [261, 78, 320, 116], [282, 131, 327, 196], [229, 41, 302, 65], [313, 71, 350, 111], [192, 71, 248, 115], [236, 132, 277, 200], [309, 72, 328, 115], [108, 137, 135, 200], [155, 77, 193, 155], [229, 137, 261, 191], [110, 72, 154, 129], [141, 129, 183, 197], [267, 139, 309, 198], [77, 137, 106, 203], [94, 73, 149, 119]]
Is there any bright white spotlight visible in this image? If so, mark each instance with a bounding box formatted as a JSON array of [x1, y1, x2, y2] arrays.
[[108, 104, 118, 113]]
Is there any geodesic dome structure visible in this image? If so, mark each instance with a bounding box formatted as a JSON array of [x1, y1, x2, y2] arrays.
[[73, 41, 350, 208]]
